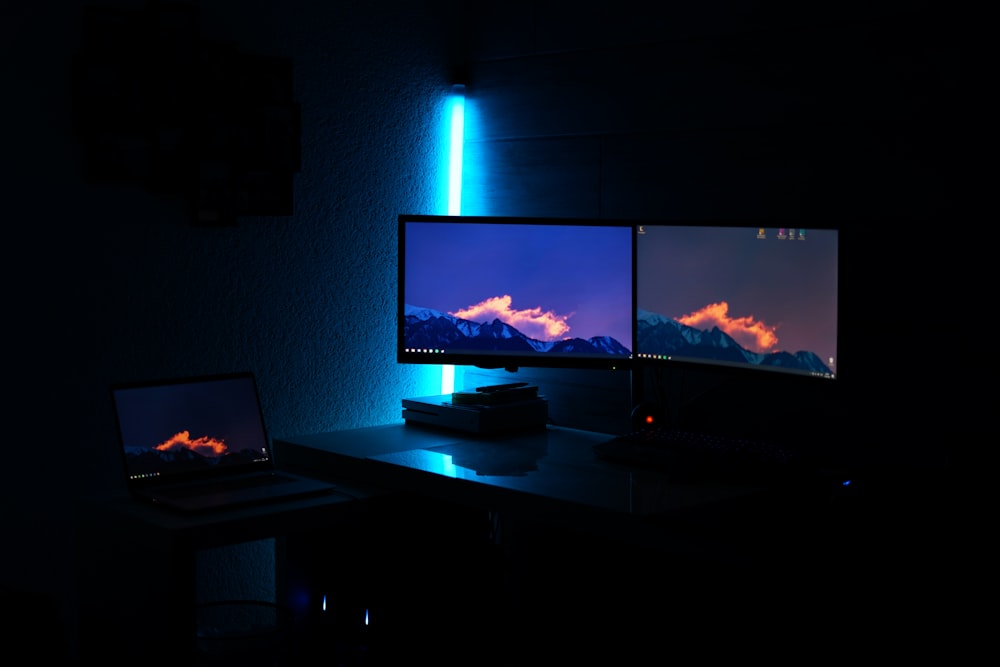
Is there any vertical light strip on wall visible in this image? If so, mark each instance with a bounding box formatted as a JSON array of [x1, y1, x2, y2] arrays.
[[448, 84, 465, 216], [441, 84, 465, 395]]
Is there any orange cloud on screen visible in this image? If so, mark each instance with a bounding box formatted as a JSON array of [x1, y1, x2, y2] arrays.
[[154, 430, 229, 457], [676, 301, 779, 353], [450, 294, 572, 341]]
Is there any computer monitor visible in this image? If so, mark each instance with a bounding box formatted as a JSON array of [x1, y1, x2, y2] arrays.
[[398, 214, 634, 371], [635, 223, 839, 380]]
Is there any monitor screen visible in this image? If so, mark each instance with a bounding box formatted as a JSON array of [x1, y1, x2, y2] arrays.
[[398, 214, 634, 370], [635, 223, 838, 380], [111, 373, 274, 485]]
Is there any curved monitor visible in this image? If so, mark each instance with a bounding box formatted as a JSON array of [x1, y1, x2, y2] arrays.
[[635, 222, 839, 380], [398, 214, 634, 371]]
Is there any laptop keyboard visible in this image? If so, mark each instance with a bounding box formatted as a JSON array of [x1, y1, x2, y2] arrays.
[[161, 472, 297, 499]]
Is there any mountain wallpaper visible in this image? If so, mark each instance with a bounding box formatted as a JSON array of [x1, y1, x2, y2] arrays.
[[124, 440, 264, 477], [401, 220, 634, 363], [637, 308, 833, 375], [636, 225, 839, 377], [403, 305, 631, 358]]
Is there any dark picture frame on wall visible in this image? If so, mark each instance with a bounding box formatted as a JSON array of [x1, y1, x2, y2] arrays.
[[73, 2, 300, 226]]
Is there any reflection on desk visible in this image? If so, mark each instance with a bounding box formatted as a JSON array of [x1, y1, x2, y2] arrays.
[[429, 438, 548, 476], [280, 423, 766, 519]]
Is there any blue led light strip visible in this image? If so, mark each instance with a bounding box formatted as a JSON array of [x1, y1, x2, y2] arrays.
[[441, 85, 465, 394]]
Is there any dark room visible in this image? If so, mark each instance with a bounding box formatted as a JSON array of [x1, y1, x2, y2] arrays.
[[2, 0, 975, 664]]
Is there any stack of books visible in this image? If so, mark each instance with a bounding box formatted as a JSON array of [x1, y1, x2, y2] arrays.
[[402, 383, 548, 434]]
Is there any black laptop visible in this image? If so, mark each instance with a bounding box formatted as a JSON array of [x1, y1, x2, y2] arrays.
[[111, 371, 338, 512]]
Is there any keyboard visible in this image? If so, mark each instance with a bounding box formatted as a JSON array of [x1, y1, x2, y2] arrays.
[[158, 472, 299, 499], [593, 428, 799, 484]]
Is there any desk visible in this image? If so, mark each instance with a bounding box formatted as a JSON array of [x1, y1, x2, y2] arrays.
[[274, 423, 849, 662], [276, 422, 831, 560]]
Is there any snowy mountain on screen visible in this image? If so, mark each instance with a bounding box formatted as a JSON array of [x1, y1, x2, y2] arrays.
[[403, 304, 630, 356], [636, 308, 831, 374]]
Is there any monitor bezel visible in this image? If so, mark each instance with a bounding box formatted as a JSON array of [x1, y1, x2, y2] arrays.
[[397, 213, 637, 372], [633, 219, 841, 383]]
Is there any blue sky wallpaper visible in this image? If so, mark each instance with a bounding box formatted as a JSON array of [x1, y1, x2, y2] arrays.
[[404, 221, 634, 348]]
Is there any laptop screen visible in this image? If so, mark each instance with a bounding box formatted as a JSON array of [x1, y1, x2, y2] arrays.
[[112, 373, 274, 487]]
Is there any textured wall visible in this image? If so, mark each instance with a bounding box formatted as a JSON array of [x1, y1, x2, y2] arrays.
[[4, 0, 462, 650]]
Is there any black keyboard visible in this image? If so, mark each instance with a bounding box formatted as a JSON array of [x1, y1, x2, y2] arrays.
[[159, 472, 297, 499], [593, 428, 798, 483]]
